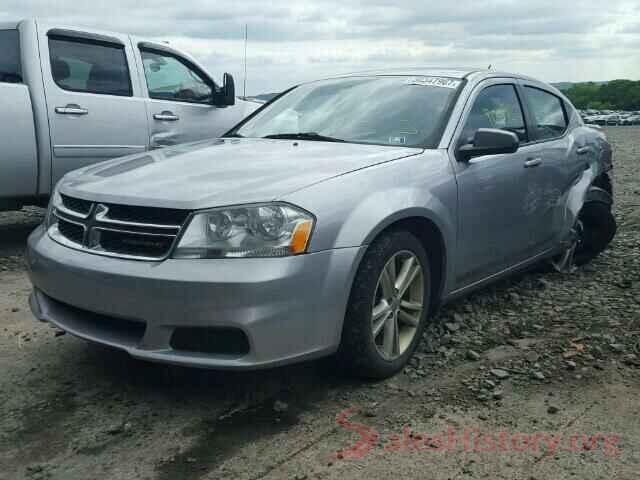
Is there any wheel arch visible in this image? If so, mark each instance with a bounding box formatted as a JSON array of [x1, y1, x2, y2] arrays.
[[592, 172, 613, 198], [359, 210, 449, 313], [585, 185, 613, 206]]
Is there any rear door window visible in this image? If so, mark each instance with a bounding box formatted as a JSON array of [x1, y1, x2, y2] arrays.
[[48, 36, 132, 96], [524, 87, 568, 140], [0, 30, 22, 83]]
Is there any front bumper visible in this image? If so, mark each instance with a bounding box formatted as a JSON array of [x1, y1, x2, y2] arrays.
[[27, 225, 364, 369]]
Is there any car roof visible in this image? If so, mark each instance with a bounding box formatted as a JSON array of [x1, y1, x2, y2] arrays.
[[296, 67, 568, 106], [17, 19, 170, 50], [323, 67, 544, 84], [338, 67, 480, 79]]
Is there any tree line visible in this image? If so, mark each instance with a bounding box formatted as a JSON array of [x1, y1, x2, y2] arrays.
[[563, 80, 640, 111]]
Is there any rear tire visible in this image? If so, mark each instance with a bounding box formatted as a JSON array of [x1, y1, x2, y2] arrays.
[[338, 229, 431, 379], [574, 201, 617, 266]]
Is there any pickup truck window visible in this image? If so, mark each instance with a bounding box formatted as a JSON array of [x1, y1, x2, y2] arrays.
[[140, 49, 213, 104], [48, 36, 132, 97], [0, 30, 22, 83]]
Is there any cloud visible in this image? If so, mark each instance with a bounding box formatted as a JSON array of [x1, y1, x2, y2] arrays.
[[2, 0, 639, 93]]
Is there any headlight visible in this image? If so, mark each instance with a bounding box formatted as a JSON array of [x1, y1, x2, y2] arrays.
[[173, 203, 314, 259]]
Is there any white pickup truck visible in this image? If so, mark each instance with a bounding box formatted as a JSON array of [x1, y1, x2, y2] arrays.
[[0, 19, 259, 211]]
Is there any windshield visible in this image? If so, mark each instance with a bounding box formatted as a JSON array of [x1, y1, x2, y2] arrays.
[[232, 76, 463, 148]]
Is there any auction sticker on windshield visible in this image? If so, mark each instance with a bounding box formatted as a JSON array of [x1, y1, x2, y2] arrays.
[[405, 77, 462, 89]]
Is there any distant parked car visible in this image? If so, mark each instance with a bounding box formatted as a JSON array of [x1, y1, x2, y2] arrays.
[[0, 19, 259, 211], [605, 115, 621, 126]]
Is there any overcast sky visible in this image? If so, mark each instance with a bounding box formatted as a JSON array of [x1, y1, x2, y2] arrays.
[[4, 0, 640, 94]]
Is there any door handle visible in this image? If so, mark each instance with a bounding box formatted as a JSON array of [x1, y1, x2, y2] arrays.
[[153, 111, 179, 121], [55, 105, 88, 115], [576, 146, 591, 155], [524, 157, 542, 168]]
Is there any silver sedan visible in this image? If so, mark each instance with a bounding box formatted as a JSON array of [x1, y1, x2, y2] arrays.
[[27, 68, 616, 378]]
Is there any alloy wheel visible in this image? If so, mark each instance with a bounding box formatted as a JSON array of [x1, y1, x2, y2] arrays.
[[371, 250, 424, 360], [552, 220, 584, 273]]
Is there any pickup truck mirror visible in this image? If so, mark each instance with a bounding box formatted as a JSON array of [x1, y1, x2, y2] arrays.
[[215, 73, 235, 107], [458, 128, 519, 161]]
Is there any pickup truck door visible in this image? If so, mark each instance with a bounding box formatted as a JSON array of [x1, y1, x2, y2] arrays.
[[132, 41, 250, 148], [37, 25, 148, 186]]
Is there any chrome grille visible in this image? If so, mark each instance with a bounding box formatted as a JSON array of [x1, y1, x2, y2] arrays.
[[60, 194, 92, 216], [98, 228, 176, 258], [50, 195, 191, 260], [106, 204, 190, 226], [57, 218, 85, 244]]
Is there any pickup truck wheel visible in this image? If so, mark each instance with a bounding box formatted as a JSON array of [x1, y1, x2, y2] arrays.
[[338, 229, 431, 379]]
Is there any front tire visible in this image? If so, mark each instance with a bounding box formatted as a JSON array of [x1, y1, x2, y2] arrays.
[[338, 229, 431, 379]]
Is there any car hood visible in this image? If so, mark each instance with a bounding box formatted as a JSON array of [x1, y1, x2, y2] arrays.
[[59, 138, 423, 210]]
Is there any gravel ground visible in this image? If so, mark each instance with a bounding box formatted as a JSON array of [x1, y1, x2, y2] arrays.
[[0, 127, 638, 480]]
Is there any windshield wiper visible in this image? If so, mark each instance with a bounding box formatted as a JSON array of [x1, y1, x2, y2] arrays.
[[224, 132, 244, 138], [262, 132, 346, 143]]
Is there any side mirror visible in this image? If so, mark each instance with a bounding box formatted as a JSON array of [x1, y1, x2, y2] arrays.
[[458, 128, 519, 161], [216, 72, 235, 107]]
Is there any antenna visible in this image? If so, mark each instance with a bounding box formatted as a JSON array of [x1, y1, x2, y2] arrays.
[[487, 64, 492, 70], [243, 24, 248, 99]]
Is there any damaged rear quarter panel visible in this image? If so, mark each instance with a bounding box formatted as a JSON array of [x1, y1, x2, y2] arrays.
[[563, 125, 613, 240]]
